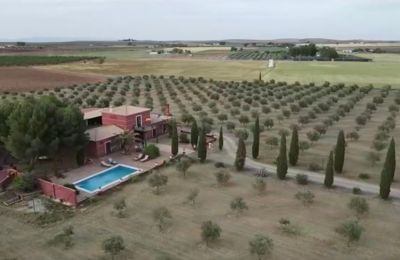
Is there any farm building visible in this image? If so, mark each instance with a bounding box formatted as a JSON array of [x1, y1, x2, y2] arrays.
[[82, 105, 172, 157]]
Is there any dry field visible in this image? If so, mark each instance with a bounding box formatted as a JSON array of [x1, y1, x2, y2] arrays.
[[1, 163, 399, 260], [42, 59, 265, 81], [0, 66, 105, 92]]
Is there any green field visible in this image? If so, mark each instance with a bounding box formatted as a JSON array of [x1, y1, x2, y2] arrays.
[[265, 53, 400, 88], [40, 47, 400, 88]]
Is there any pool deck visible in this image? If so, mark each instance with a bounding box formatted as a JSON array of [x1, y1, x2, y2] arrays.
[[50, 141, 195, 200]]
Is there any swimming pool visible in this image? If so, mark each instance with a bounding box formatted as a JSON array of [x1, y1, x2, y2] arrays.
[[74, 164, 142, 194]]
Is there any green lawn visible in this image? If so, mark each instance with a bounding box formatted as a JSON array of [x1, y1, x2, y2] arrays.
[[265, 54, 400, 88]]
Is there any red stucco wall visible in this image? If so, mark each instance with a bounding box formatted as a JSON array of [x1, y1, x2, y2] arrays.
[[102, 111, 151, 130], [38, 179, 77, 206], [86, 136, 119, 157]]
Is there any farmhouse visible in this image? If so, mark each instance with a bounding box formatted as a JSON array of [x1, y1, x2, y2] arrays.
[[82, 105, 172, 157]]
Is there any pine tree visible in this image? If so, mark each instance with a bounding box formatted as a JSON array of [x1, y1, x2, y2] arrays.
[[380, 138, 396, 199], [277, 134, 288, 180], [218, 126, 223, 150], [190, 120, 199, 149], [324, 151, 334, 188], [171, 120, 179, 156], [197, 126, 207, 163], [334, 130, 346, 173], [289, 127, 299, 166], [252, 117, 260, 159], [235, 137, 246, 171]]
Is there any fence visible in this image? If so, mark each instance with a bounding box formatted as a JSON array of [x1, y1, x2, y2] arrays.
[[38, 179, 78, 207]]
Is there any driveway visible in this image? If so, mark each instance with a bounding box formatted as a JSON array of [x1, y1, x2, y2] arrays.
[[219, 134, 400, 200]]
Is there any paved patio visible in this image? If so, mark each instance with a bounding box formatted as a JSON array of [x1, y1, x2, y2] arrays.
[[49, 141, 195, 200]]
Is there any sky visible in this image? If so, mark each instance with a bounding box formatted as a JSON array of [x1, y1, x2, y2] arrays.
[[1, 0, 400, 41]]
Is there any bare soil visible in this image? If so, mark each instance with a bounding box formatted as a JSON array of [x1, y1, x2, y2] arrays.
[[0, 66, 106, 92]]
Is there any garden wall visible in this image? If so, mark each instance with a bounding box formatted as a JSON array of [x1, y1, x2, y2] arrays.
[[38, 179, 77, 207]]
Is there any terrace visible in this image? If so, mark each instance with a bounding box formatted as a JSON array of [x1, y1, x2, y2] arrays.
[[49, 141, 195, 202]]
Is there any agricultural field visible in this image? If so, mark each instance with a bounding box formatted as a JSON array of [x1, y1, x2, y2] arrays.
[[0, 55, 101, 66], [27, 46, 400, 87], [0, 66, 105, 92], [1, 163, 400, 260], [264, 55, 400, 88], [43, 59, 266, 81], [229, 47, 288, 61], [2, 76, 399, 187]]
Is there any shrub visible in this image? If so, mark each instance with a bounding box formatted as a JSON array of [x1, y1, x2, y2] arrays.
[[352, 187, 362, 195], [186, 188, 199, 206], [230, 197, 249, 215], [235, 129, 249, 140], [366, 151, 380, 166], [144, 144, 160, 159], [48, 225, 75, 249], [314, 124, 327, 135], [306, 131, 320, 143], [113, 198, 127, 218], [215, 171, 231, 186], [308, 162, 323, 172], [278, 128, 290, 137], [372, 140, 387, 151], [153, 206, 172, 232], [148, 172, 168, 194], [265, 136, 279, 148], [278, 219, 301, 236], [214, 162, 225, 168], [335, 220, 364, 246], [176, 158, 192, 178], [358, 173, 370, 180], [348, 197, 369, 216], [253, 178, 267, 194], [201, 221, 221, 246], [264, 118, 274, 129], [296, 174, 309, 185], [13, 173, 37, 193], [346, 131, 360, 141], [355, 115, 367, 126], [295, 190, 315, 206], [179, 133, 190, 143], [299, 141, 310, 152], [102, 236, 125, 258], [226, 121, 236, 131], [249, 234, 274, 259]]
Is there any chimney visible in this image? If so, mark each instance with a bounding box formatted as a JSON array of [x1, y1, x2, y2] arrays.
[[109, 105, 113, 113], [164, 104, 171, 116]]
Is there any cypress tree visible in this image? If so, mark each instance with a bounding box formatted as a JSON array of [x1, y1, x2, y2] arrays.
[[252, 117, 260, 159], [190, 120, 199, 149], [380, 138, 396, 199], [387, 138, 396, 182], [289, 127, 299, 166], [277, 134, 288, 180], [235, 137, 246, 171], [324, 151, 334, 188], [334, 130, 346, 173], [218, 126, 223, 150], [171, 120, 178, 156], [197, 126, 207, 163]]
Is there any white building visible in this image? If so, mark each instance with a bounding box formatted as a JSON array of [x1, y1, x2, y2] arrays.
[[268, 59, 275, 68]]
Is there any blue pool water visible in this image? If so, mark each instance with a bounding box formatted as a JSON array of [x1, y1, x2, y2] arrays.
[[74, 165, 139, 193]]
